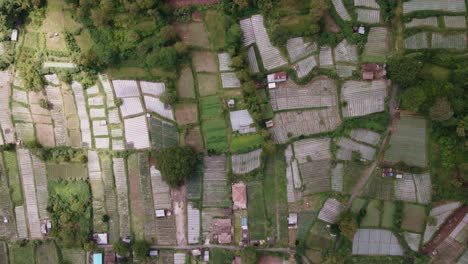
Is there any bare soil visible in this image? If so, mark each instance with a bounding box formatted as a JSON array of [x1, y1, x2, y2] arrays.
[[184, 126, 204, 152], [192, 51, 217, 73], [167, 0, 219, 8], [175, 104, 198, 125], [35, 124, 55, 147], [323, 11, 341, 33]]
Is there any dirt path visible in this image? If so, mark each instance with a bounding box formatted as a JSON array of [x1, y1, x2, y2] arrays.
[[172, 184, 188, 246]]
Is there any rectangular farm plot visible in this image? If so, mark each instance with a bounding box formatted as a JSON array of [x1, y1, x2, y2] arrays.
[[336, 137, 376, 161], [269, 77, 337, 111], [144, 96, 174, 120], [405, 32, 429, 50], [381, 201, 395, 228], [197, 73, 218, 96], [354, 0, 379, 8], [332, 0, 351, 21], [124, 115, 150, 149], [202, 155, 230, 207], [361, 200, 381, 227], [138, 153, 158, 241], [318, 198, 344, 223], [202, 119, 228, 152], [343, 162, 368, 194], [231, 149, 262, 174], [184, 126, 204, 152], [350, 128, 381, 146], [192, 51, 217, 73], [174, 22, 210, 48], [300, 161, 331, 195], [218, 53, 233, 72], [200, 96, 222, 120], [175, 103, 198, 125], [148, 117, 179, 149], [187, 203, 200, 244], [46, 164, 87, 181], [443, 16, 466, 29], [319, 46, 334, 68], [352, 229, 404, 255], [247, 46, 260, 73], [294, 56, 317, 78], [150, 165, 172, 210], [269, 107, 341, 144], [127, 154, 145, 239], [363, 27, 389, 62], [177, 66, 195, 98], [113, 158, 131, 238], [112, 80, 139, 98], [363, 174, 395, 200], [431, 33, 467, 50], [394, 173, 417, 203], [120, 97, 144, 117], [221, 72, 241, 88], [403, 0, 466, 14], [356, 9, 380, 24], [341, 80, 387, 117], [286, 37, 317, 63], [385, 115, 427, 167], [334, 39, 358, 63], [402, 203, 426, 233], [293, 138, 331, 163], [247, 181, 268, 240]]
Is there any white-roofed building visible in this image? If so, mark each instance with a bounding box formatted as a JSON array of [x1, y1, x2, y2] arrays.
[[229, 110, 256, 134]]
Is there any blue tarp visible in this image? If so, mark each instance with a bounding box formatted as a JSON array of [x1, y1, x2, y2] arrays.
[[93, 253, 103, 264]]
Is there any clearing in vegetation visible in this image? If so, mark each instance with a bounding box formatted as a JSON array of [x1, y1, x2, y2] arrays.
[[360, 199, 381, 227], [174, 22, 210, 48], [36, 241, 59, 264], [192, 51, 217, 73], [247, 181, 268, 240], [184, 126, 204, 153], [203, 10, 226, 50], [177, 66, 195, 98], [385, 115, 427, 167], [9, 243, 35, 264], [175, 104, 198, 125], [197, 73, 219, 96], [402, 203, 426, 233]]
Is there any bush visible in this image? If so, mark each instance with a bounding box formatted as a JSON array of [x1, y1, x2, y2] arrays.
[[132, 240, 149, 261], [113, 240, 130, 257], [387, 56, 422, 89], [154, 146, 197, 187]]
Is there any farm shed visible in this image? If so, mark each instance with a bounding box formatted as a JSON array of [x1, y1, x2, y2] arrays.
[[94, 233, 108, 245], [267, 72, 287, 83], [318, 198, 344, 223], [187, 203, 200, 244], [229, 110, 256, 134], [11, 29, 18, 41], [232, 182, 247, 210], [232, 149, 262, 174]]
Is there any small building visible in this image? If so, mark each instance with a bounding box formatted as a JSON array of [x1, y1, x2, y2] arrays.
[[362, 63, 386, 80], [227, 99, 235, 108], [204, 250, 210, 262], [358, 26, 365, 34], [192, 249, 201, 256], [241, 217, 248, 230], [229, 110, 256, 134], [268, 82, 277, 89], [382, 168, 394, 177], [149, 250, 158, 257], [155, 209, 166, 218], [94, 233, 108, 245], [11, 29, 18, 42], [265, 120, 274, 128], [288, 213, 298, 229], [93, 253, 103, 264], [104, 252, 116, 264], [212, 218, 233, 244], [267, 72, 287, 83], [232, 182, 247, 210], [40, 219, 51, 235]]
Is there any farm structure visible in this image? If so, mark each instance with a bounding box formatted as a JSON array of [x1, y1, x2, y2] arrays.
[[239, 15, 287, 70], [231, 149, 262, 174], [356, 9, 380, 24], [340, 80, 387, 117], [405, 33, 429, 50], [423, 202, 462, 244], [385, 115, 427, 167], [332, 0, 351, 21], [431, 33, 467, 50], [203, 156, 230, 207], [187, 203, 200, 244], [286, 37, 317, 63], [293, 138, 331, 163], [444, 16, 466, 29], [319, 46, 334, 68], [350, 129, 381, 145], [293, 56, 317, 78], [352, 229, 404, 256], [268, 107, 341, 144], [363, 27, 389, 61], [405, 17, 438, 28], [318, 198, 345, 223], [229, 110, 256, 134], [403, 0, 466, 14], [354, 0, 379, 9], [0, 71, 14, 144], [334, 39, 358, 63], [269, 76, 337, 111], [336, 137, 376, 161]]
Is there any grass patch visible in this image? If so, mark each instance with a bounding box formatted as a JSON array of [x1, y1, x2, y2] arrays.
[[306, 221, 333, 251], [177, 65, 195, 98], [9, 242, 35, 264], [174, 22, 210, 48], [209, 248, 234, 264], [351, 197, 367, 214], [203, 10, 226, 50], [402, 203, 426, 233], [381, 201, 395, 228], [247, 181, 268, 240], [36, 241, 59, 264], [74, 29, 93, 52], [197, 73, 219, 96], [361, 199, 381, 227], [3, 151, 23, 206], [202, 119, 228, 152], [46, 163, 88, 180], [108, 66, 176, 81], [230, 134, 265, 153], [296, 211, 317, 243], [420, 64, 450, 82], [61, 248, 86, 264], [343, 162, 367, 194], [200, 96, 223, 120]]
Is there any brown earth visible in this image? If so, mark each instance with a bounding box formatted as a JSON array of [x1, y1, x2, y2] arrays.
[[184, 126, 204, 152], [175, 104, 198, 125], [323, 11, 341, 33], [166, 0, 219, 8]]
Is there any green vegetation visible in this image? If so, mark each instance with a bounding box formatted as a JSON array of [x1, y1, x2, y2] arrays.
[[9, 242, 35, 264], [3, 151, 23, 206], [401, 203, 426, 233], [210, 248, 234, 264], [337, 211, 358, 241], [204, 10, 226, 50], [343, 162, 367, 194], [46, 163, 88, 180], [149, 118, 179, 150], [200, 96, 223, 120], [132, 240, 149, 262], [381, 201, 396, 228], [48, 180, 91, 247], [350, 198, 367, 214], [230, 134, 265, 153], [360, 200, 381, 227], [154, 146, 197, 187], [247, 181, 268, 240], [36, 241, 59, 264], [202, 119, 228, 153]]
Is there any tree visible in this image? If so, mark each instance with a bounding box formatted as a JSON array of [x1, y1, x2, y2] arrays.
[[174, 41, 188, 57], [337, 211, 358, 240], [429, 97, 453, 122], [240, 247, 258, 264], [310, 0, 328, 23], [456, 116, 468, 137], [160, 25, 176, 44], [113, 240, 130, 256], [146, 47, 177, 70], [154, 146, 197, 187], [230, 55, 244, 68], [233, 0, 249, 10], [387, 56, 422, 88], [132, 240, 149, 261], [401, 86, 426, 112]]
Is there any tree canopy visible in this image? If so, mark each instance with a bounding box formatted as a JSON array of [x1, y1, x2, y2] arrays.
[[154, 146, 197, 187], [337, 211, 358, 241]]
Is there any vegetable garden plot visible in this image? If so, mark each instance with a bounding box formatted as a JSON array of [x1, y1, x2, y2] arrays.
[[71, 82, 92, 147], [293, 138, 331, 163], [177, 66, 195, 98], [140, 81, 165, 96], [46, 163, 87, 180], [138, 153, 157, 241], [350, 129, 381, 146], [202, 155, 230, 207], [92, 120, 109, 136], [148, 117, 178, 150], [99, 74, 115, 107], [185, 126, 204, 153], [385, 115, 427, 167], [318, 198, 344, 223], [187, 164, 202, 200], [319, 46, 334, 68], [352, 229, 404, 255], [294, 56, 317, 78], [269, 107, 341, 144], [405, 17, 438, 28], [15, 123, 34, 143], [192, 51, 217, 73], [150, 165, 172, 210], [202, 119, 228, 152], [62, 248, 86, 264], [120, 97, 144, 117], [423, 202, 462, 243], [218, 53, 233, 72], [124, 115, 150, 149], [394, 173, 417, 203], [12, 89, 28, 104], [88, 96, 104, 106], [356, 9, 380, 24], [113, 158, 131, 238], [89, 108, 106, 119], [413, 172, 431, 204], [336, 65, 356, 78], [403, 0, 466, 14], [332, 0, 351, 21], [231, 148, 262, 174], [43, 61, 76, 68], [286, 37, 317, 63], [341, 80, 386, 117], [112, 80, 139, 98], [46, 86, 69, 146], [221, 72, 241, 88], [31, 156, 48, 219], [0, 71, 13, 144], [155, 214, 177, 245], [240, 18, 255, 46], [363, 27, 389, 61], [14, 206, 27, 239], [431, 237, 465, 264], [86, 85, 99, 95], [363, 175, 394, 200], [0, 171, 16, 240], [402, 203, 426, 233], [12, 104, 32, 123], [269, 77, 338, 111], [381, 201, 395, 228], [44, 74, 60, 85], [144, 96, 174, 120], [336, 137, 376, 161], [174, 253, 186, 264], [175, 104, 198, 125], [174, 22, 210, 48], [247, 181, 268, 240], [128, 154, 145, 239], [17, 149, 42, 239], [443, 16, 466, 29], [300, 161, 331, 195], [334, 39, 358, 63], [88, 151, 107, 231], [361, 200, 381, 227], [0, 242, 7, 264], [331, 163, 343, 192], [187, 203, 200, 244], [107, 109, 121, 124], [247, 46, 259, 73], [36, 241, 59, 264], [100, 156, 119, 243], [285, 146, 296, 203], [431, 33, 467, 50], [354, 0, 379, 9]]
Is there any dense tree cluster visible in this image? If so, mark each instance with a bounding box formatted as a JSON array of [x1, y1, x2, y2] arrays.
[[154, 146, 197, 187]]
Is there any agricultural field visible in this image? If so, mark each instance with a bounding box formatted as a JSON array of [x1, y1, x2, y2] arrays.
[[175, 104, 198, 125], [201, 119, 228, 152], [247, 181, 268, 240], [299, 161, 331, 195], [192, 51, 217, 73], [62, 248, 86, 264], [385, 115, 427, 167], [230, 133, 264, 153], [343, 162, 368, 194], [200, 96, 223, 120], [174, 22, 210, 48], [0, 242, 7, 264], [202, 156, 230, 207], [197, 73, 219, 96], [361, 199, 381, 227], [184, 126, 204, 152], [36, 241, 59, 264], [3, 151, 22, 206], [177, 66, 196, 98], [148, 117, 179, 150], [9, 243, 35, 264], [46, 163, 87, 180], [401, 203, 426, 233], [381, 201, 396, 228], [306, 221, 334, 255], [204, 10, 226, 50]]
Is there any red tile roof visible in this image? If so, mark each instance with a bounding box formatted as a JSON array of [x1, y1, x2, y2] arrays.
[[232, 182, 247, 210]]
